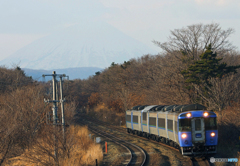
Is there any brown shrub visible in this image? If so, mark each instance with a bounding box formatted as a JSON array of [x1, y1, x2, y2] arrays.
[[87, 104, 125, 126], [8, 126, 103, 166], [88, 92, 101, 107], [107, 99, 124, 113], [0, 84, 49, 165]]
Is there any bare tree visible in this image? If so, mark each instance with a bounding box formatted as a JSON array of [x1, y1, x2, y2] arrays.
[[153, 23, 235, 61], [0, 85, 49, 165], [192, 73, 240, 119]]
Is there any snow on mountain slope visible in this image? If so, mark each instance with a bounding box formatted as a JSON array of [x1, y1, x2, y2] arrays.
[[0, 21, 157, 69]]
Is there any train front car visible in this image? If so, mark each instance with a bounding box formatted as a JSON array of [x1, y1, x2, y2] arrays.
[[178, 110, 218, 155]]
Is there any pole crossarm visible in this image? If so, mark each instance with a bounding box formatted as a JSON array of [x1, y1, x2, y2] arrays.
[[44, 98, 61, 103], [42, 74, 67, 78], [43, 99, 65, 103], [60, 99, 66, 103]]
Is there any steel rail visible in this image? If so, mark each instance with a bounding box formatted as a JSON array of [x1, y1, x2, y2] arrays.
[[99, 128, 146, 166], [87, 126, 133, 166], [78, 119, 147, 166]]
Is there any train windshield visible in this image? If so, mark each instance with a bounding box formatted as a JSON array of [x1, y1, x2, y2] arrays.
[[204, 117, 217, 130], [179, 119, 191, 131]]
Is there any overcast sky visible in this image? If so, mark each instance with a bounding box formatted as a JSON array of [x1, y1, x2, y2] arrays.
[[0, 0, 240, 60]]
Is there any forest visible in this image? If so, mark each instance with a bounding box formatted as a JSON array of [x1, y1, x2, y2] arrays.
[[0, 23, 240, 165]]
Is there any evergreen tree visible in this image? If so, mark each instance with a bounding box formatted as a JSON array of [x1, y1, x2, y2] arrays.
[[181, 44, 240, 86]]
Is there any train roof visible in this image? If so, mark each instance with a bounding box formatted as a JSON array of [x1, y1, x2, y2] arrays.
[[127, 104, 207, 113], [131, 105, 149, 111]]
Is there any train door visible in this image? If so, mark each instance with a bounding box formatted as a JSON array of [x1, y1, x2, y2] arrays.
[[139, 115, 141, 131], [191, 118, 205, 143], [141, 111, 143, 132], [147, 111, 150, 134], [131, 112, 133, 130]]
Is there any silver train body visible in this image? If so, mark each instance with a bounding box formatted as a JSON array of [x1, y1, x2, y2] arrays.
[[126, 104, 218, 156]]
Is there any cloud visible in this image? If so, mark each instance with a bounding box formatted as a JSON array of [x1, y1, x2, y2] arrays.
[[0, 0, 239, 54], [194, 0, 239, 6], [100, 0, 173, 10], [1, 0, 239, 35], [0, 0, 107, 34]]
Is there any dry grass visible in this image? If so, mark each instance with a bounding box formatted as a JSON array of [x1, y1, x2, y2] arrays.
[[7, 126, 103, 166], [61, 126, 103, 166]]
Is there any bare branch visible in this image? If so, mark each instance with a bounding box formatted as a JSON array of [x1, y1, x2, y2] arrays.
[[154, 23, 236, 61]]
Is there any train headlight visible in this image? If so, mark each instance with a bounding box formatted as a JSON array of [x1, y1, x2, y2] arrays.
[[181, 133, 187, 139], [203, 112, 209, 117], [211, 132, 215, 137], [186, 113, 191, 118]]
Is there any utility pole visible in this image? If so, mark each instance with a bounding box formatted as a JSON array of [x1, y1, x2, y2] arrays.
[[59, 76, 65, 143], [43, 71, 68, 165], [52, 71, 58, 163], [52, 71, 58, 125]]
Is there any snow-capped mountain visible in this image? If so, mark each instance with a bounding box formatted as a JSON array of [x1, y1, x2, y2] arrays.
[[0, 21, 156, 70]]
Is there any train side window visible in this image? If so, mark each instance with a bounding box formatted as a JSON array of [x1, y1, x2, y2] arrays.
[[158, 118, 165, 129], [179, 119, 191, 131], [143, 113, 147, 121], [133, 116, 138, 123], [126, 115, 131, 122], [195, 119, 201, 131], [167, 119, 173, 131], [175, 121, 178, 132], [149, 117, 156, 126]]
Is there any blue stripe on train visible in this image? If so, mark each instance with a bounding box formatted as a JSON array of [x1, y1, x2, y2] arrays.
[[149, 125, 156, 128], [158, 127, 165, 130]]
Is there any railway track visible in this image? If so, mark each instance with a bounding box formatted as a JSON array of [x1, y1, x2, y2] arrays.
[[79, 113, 180, 152], [76, 118, 147, 166], [75, 113, 190, 165], [77, 113, 217, 166]]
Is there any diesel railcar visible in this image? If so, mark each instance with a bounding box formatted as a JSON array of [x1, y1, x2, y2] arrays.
[[126, 104, 218, 156]]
